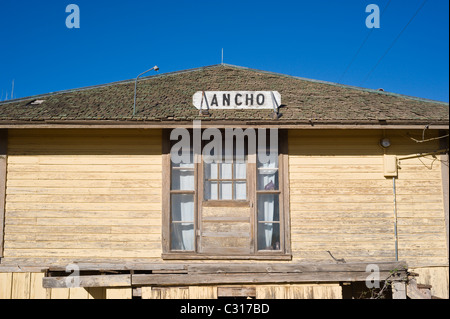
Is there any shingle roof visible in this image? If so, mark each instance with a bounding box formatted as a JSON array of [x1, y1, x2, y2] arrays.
[[0, 64, 448, 126]]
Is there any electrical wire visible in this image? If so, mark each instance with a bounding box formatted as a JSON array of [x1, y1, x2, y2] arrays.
[[361, 0, 429, 86], [337, 0, 392, 84]]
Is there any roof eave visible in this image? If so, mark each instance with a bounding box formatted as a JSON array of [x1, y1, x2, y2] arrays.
[[0, 119, 448, 130]]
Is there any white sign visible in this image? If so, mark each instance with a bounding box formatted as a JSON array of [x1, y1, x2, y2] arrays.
[[193, 91, 281, 110]]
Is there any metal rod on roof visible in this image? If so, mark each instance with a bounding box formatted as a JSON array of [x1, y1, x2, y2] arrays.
[[133, 65, 159, 116]]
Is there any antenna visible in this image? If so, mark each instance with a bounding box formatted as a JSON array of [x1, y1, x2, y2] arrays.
[[221, 48, 223, 65], [11, 80, 14, 100]]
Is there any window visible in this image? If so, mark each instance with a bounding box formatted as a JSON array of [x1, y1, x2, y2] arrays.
[[204, 154, 247, 201], [162, 129, 290, 259]]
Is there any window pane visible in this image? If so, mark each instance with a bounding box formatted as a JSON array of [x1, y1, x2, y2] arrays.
[[171, 223, 194, 251], [257, 194, 280, 222], [204, 162, 218, 179], [171, 168, 194, 191], [257, 223, 280, 250], [171, 194, 194, 222], [235, 181, 247, 200], [257, 168, 278, 190], [219, 162, 233, 179], [204, 181, 218, 200], [219, 181, 233, 200], [234, 161, 246, 179]]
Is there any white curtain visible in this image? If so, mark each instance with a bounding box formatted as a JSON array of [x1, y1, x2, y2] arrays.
[[261, 196, 274, 248], [258, 159, 278, 249], [180, 197, 194, 251], [178, 163, 194, 190], [258, 158, 277, 190], [172, 194, 194, 251]]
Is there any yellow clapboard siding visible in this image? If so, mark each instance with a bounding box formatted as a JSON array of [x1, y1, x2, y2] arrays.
[[11, 272, 31, 299], [29, 273, 50, 299], [7, 172, 161, 180], [5, 241, 160, 249], [7, 179, 162, 188], [105, 288, 132, 299], [5, 217, 161, 227], [4, 249, 161, 258], [0, 273, 13, 299], [5, 233, 160, 242], [409, 267, 449, 299], [288, 129, 446, 267], [6, 194, 158, 203], [5, 210, 161, 219], [7, 164, 162, 173], [8, 156, 161, 165], [6, 202, 161, 211], [4, 129, 163, 260], [6, 187, 161, 195], [5, 225, 161, 234]]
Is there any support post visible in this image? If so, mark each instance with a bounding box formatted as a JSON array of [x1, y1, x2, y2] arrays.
[[392, 281, 407, 299], [439, 131, 449, 253], [0, 129, 7, 258]]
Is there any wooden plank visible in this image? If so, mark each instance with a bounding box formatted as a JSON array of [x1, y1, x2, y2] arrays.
[[0, 266, 48, 273], [0, 273, 13, 299], [392, 281, 407, 299], [141, 286, 161, 299], [161, 129, 171, 255], [188, 286, 217, 299], [158, 287, 189, 299], [47, 263, 186, 272], [68, 287, 90, 299], [406, 278, 431, 299], [11, 272, 31, 299], [132, 271, 398, 286], [50, 288, 70, 299], [217, 287, 256, 297], [187, 261, 407, 274], [30, 272, 50, 299], [105, 287, 132, 299], [43, 274, 131, 288], [5, 249, 158, 258], [255, 285, 287, 299]]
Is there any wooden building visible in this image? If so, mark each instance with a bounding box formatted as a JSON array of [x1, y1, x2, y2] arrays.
[[0, 64, 448, 299]]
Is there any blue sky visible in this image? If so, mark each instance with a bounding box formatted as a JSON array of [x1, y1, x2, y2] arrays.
[[0, 0, 448, 102]]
